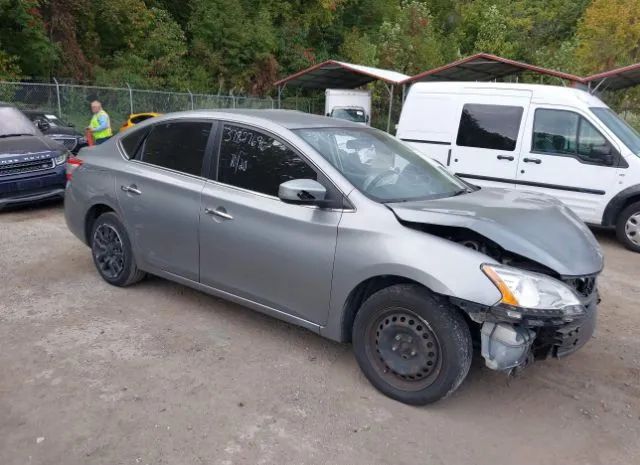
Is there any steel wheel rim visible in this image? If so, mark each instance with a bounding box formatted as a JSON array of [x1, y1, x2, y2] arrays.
[[93, 224, 125, 279], [367, 307, 442, 391], [625, 212, 640, 245]]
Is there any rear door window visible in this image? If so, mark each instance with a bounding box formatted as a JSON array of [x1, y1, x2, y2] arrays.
[[139, 121, 212, 176], [216, 124, 317, 197], [120, 127, 150, 159], [456, 104, 524, 151]]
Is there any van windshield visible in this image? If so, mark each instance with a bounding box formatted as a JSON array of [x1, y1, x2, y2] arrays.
[[591, 107, 640, 156], [294, 127, 469, 203]]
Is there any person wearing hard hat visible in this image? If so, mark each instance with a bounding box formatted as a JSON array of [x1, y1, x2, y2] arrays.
[[87, 100, 112, 145]]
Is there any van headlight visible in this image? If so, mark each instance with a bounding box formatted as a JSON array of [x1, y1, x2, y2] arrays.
[[481, 264, 583, 319], [54, 151, 69, 165]]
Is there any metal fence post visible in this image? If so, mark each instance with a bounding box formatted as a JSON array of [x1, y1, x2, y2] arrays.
[[188, 89, 194, 110], [126, 83, 134, 114], [53, 78, 62, 117]]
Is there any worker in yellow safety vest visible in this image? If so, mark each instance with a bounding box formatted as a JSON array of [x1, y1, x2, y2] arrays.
[[88, 100, 113, 144]]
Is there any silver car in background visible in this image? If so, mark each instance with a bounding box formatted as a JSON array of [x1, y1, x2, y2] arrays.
[[65, 110, 603, 405]]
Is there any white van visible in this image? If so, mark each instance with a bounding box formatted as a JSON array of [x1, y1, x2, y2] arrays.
[[397, 81, 640, 251]]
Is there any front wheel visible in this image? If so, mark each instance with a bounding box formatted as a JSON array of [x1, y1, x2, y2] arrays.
[[352, 284, 472, 405], [616, 201, 640, 252], [90, 212, 146, 286]]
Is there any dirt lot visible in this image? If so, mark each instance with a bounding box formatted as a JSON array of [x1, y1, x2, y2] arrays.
[[1, 202, 639, 465]]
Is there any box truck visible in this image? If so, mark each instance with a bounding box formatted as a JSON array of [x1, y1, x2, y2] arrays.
[[325, 89, 371, 125]]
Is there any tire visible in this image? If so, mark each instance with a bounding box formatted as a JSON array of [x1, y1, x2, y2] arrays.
[[352, 284, 472, 405], [616, 201, 640, 253], [90, 212, 146, 286]]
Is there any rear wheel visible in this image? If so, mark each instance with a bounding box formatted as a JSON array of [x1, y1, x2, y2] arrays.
[[91, 212, 146, 286], [352, 284, 472, 405], [616, 201, 640, 252]]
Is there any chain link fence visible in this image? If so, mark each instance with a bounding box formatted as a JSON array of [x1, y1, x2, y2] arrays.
[[0, 81, 313, 130]]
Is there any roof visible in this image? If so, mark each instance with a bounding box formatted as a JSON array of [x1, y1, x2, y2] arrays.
[[403, 53, 583, 85], [274, 60, 410, 88], [408, 81, 605, 107], [153, 109, 366, 130], [584, 63, 640, 91]]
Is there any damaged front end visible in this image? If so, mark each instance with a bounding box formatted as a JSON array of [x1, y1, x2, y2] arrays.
[[387, 187, 603, 374], [447, 244, 600, 374]]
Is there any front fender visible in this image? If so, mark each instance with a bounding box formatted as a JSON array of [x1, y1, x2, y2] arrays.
[[602, 183, 640, 226], [321, 208, 502, 342]]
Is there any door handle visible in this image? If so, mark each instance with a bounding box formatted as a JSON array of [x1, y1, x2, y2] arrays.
[[497, 155, 514, 161], [121, 184, 142, 195], [204, 207, 233, 220], [523, 157, 542, 164]]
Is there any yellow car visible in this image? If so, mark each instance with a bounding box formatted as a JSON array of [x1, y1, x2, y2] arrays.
[[119, 112, 161, 132]]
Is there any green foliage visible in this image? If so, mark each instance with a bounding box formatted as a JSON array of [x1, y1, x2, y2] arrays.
[[0, 0, 637, 99]]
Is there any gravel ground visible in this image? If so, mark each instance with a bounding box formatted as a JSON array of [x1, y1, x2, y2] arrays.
[[1, 202, 639, 465]]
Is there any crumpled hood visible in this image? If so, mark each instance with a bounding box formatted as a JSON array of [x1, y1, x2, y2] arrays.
[[388, 188, 603, 277]]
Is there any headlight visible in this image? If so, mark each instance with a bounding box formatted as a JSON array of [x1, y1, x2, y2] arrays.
[[54, 151, 69, 165], [482, 264, 583, 318]]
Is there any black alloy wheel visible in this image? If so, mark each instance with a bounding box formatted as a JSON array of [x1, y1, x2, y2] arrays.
[[90, 212, 146, 287], [93, 223, 125, 280]]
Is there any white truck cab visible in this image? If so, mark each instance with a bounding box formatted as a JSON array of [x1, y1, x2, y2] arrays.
[[397, 82, 640, 251], [325, 89, 371, 125]]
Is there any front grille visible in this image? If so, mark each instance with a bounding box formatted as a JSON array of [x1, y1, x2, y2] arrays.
[[563, 276, 597, 298], [51, 136, 78, 151], [0, 158, 55, 177]]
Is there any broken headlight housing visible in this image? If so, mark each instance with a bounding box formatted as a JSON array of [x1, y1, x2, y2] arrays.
[[482, 264, 584, 320]]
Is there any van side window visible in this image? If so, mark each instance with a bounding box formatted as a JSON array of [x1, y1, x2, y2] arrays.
[[533, 109, 616, 165], [456, 104, 523, 151]]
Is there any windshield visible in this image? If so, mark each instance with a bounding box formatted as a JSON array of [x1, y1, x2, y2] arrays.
[[294, 127, 468, 203], [0, 107, 38, 137], [591, 107, 640, 155], [330, 108, 367, 123]]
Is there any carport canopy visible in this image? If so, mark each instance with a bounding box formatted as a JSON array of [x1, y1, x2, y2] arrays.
[[584, 63, 640, 91], [274, 60, 409, 132], [274, 60, 409, 89], [404, 53, 583, 85]]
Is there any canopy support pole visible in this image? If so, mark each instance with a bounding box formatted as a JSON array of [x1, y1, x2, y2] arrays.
[[385, 83, 394, 133], [277, 84, 287, 109]]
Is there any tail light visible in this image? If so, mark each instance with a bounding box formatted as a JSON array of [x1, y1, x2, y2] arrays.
[[66, 156, 83, 181]]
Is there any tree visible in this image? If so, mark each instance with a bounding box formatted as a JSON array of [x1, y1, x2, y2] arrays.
[[576, 0, 640, 73]]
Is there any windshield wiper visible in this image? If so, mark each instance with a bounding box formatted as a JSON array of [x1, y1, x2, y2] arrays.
[[452, 188, 472, 197], [0, 133, 34, 139]]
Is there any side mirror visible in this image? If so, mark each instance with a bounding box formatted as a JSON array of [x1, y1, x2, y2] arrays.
[[278, 179, 327, 205], [365, 115, 370, 123], [36, 119, 50, 131], [326, 113, 331, 117]]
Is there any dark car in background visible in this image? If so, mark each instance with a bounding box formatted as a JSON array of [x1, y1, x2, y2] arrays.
[[1, 104, 69, 209], [22, 110, 87, 154]]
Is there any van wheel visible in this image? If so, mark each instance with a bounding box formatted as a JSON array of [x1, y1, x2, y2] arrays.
[[616, 201, 640, 252], [352, 284, 472, 405], [91, 212, 146, 286]]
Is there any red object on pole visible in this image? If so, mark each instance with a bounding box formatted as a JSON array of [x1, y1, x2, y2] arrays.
[[84, 128, 95, 146]]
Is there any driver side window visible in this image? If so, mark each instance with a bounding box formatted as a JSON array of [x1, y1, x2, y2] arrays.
[[217, 124, 318, 197], [532, 109, 616, 166]]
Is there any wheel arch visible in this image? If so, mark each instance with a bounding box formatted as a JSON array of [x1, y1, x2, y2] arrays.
[[338, 275, 435, 343], [602, 184, 640, 226], [84, 203, 117, 244]]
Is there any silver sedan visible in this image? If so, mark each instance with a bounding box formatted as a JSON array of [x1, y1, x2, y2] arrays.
[[65, 110, 603, 404]]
